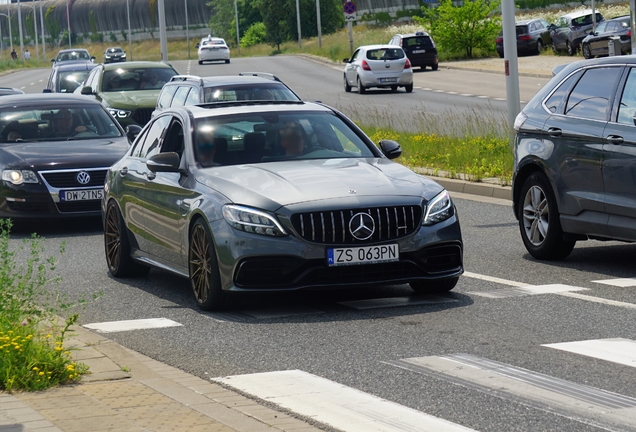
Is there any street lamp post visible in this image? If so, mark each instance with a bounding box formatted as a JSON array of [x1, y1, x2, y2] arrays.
[[66, 0, 71, 48], [39, 0, 45, 61], [185, 0, 189, 59], [126, 0, 132, 60], [32, 2, 38, 60], [17, 0, 24, 64], [158, 0, 167, 61], [316, 0, 322, 48], [0, 13, 10, 57], [295, 0, 301, 48], [5, 6, 11, 54], [234, 0, 239, 56]]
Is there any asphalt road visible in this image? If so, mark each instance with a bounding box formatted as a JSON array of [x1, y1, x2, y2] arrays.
[[4, 57, 636, 432]]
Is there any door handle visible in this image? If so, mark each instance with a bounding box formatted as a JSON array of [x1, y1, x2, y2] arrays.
[[547, 127, 562, 137], [606, 135, 624, 144], [119, 167, 128, 176]]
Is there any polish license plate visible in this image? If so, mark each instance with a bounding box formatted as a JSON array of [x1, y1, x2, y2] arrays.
[[379, 78, 398, 83], [327, 244, 399, 267], [61, 189, 104, 201], [413, 49, 426, 53]]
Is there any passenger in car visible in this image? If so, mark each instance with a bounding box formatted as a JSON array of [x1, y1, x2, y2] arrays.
[[50, 109, 87, 137], [1, 121, 22, 142], [278, 121, 306, 156]]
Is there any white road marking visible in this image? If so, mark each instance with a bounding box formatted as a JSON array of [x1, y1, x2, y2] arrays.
[[593, 278, 636, 287], [83, 318, 182, 333], [555, 291, 636, 309], [460, 93, 473, 96], [214, 370, 476, 432], [388, 354, 636, 431], [543, 338, 636, 368], [339, 295, 457, 310], [463, 271, 529, 288]]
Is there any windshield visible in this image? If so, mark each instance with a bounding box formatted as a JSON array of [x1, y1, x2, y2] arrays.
[[103, 67, 177, 92], [203, 83, 299, 103], [58, 70, 91, 93], [194, 111, 376, 168], [0, 106, 122, 142]]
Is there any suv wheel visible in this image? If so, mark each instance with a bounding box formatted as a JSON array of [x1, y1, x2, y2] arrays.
[[536, 39, 543, 54], [344, 74, 351, 92], [518, 172, 575, 260], [551, 40, 558, 54], [582, 43, 593, 59], [431, 63, 438, 71], [566, 40, 575, 56]]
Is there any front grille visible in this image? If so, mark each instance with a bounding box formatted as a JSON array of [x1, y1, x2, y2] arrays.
[[41, 169, 107, 188], [55, 201, 101, 213], [290, 206, 421, 244], [132, 108, 154, 125]]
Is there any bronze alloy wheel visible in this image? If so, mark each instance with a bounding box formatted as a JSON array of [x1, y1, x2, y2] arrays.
[[104, 201, 149, 277], [189, 219, 224, 310]]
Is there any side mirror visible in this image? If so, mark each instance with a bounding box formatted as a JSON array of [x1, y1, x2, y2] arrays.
[[51, 58, 55, 62], [147, 152, 181, 173], [80, 86, 94, 95], [125, 125, 142, 144], [378, 140, 402, 159], [91, 56, 96, 60], [343, 58, 350, 63], [42, 88, 52, 93]]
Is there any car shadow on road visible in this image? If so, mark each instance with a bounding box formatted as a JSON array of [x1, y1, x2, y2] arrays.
[[111, 268, 474, 324], [8, 216, 102, 239]]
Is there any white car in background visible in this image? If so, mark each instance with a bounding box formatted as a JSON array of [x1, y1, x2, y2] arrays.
[[197, 36, 230, 65], [343, 44, 413, 94]]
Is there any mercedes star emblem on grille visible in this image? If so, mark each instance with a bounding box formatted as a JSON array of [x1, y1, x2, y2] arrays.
[[76, 171, 91, 185], [349, 212, 375, 240]]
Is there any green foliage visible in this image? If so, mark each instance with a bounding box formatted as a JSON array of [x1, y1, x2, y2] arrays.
[[110, 32, 117, 42], [240, 22, 266, 48], [89, 11, 98, 35], [207, 0, 235, 42], [415, 0, 501, 58], [0, 220, 89, 392], [121, 29, 127, 40], [45, 6, 60, 41], [259, 0, 290, 50]]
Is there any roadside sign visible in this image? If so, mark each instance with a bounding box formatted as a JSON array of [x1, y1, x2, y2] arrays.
[[344, 1, 357, 21]]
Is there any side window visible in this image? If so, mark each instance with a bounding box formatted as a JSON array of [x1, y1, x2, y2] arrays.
[[544, 70, 582, 114], [171, 86, 190, 107], [157, 85, 178, 109], [617, 68, 636, 125], [137, 116, 171, 159], [351, 49, 361, 61], [185, 87, 201, 105], [162, 119, 185, 159], [565, 67, 621, 121], [131, 128, 150, 158]]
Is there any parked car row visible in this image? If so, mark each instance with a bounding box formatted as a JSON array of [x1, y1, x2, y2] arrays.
[[498, 10, 632, 60]]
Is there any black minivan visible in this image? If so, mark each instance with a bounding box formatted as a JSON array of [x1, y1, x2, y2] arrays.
[[388, 31, 438, 71]]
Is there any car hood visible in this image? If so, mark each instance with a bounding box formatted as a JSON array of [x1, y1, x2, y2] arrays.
[[99, 90, 160, 109], [0, 138, 129, 171], [196, 158, 444, 210]]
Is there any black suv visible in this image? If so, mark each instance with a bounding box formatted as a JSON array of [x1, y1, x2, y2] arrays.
[[512, 56, 636, 260], [154, 73, 301, 114], [388, 31, 438, 71]]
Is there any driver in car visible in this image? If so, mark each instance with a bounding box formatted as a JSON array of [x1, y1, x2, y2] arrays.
[[52, 109, 87, 137]]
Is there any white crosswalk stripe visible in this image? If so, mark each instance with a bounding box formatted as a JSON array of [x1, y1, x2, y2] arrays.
[[543, 338, 636, 368], [213, 370, 476, 432]]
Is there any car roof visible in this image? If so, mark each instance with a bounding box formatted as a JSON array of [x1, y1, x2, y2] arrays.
[[394, 32, 431, 38], [357, 44, 404, 50], [56, 48, 90, 55], [106, 47, 123, 50], [607, 15, 630, 22], [560, 9, 598, 19], [0, 93, 104, 108], [553, 54, 636, 77], [174, 100, 329, 120], [53, 62, 99, 72], [169, 75, 288, 86], [515, 19, 543, 25], [101, 61, 175, 71], [0, 87, 24, 95]]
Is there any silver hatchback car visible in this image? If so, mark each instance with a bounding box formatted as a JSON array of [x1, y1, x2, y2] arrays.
[[343, 45, 414, 94]]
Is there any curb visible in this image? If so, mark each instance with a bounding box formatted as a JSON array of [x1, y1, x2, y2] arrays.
[[433, 176, 512, 201]]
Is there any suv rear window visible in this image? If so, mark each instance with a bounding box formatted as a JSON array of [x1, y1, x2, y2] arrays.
[[404, 37, 434, 48]]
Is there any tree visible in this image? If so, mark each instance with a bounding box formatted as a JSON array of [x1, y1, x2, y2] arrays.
[[207, 0, 234, 42], [415, 0, 501, 58], [258, 0, 290, 50], [240, 22, 266, 48]]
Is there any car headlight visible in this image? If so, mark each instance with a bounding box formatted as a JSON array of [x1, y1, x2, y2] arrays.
[[423, 190, 453, 226], [222, 205, 287, 237], [105, 55, 111, 58], [2, 170, 39, 185], [108, 109, 131, 118], [121, 54, 126, 58]]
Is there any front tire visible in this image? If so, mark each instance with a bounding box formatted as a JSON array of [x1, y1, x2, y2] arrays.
[[410, 277, 459, 294], [551, 40, 558, 54], [104, 201, 149, 277], [536, 39, 544, 54], [357, 77, 366, 94], [518, 172, 575, 260], [189, 219, 226, 311], [225, 59, 230, 64], [566, 40, 575, 56], [198, 60, 203, 65], [344, 74, 351, 92], [582, 43, 592, 59]]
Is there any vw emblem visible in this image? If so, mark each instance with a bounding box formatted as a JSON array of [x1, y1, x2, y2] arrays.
[[76, 171, 91, 185], [349, 212, 375, 241]]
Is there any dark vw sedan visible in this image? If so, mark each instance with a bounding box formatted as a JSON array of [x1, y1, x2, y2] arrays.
[[0, 94, 130, 218], [513, 56, 636, 260], [104, 101, 463, 310]]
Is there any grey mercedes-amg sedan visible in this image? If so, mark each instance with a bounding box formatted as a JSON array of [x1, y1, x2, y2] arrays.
[[103, 100, 463, 311]]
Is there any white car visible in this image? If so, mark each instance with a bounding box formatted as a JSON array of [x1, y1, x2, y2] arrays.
[[197, 36, 230, 65], [343, 44, 413, 94]]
